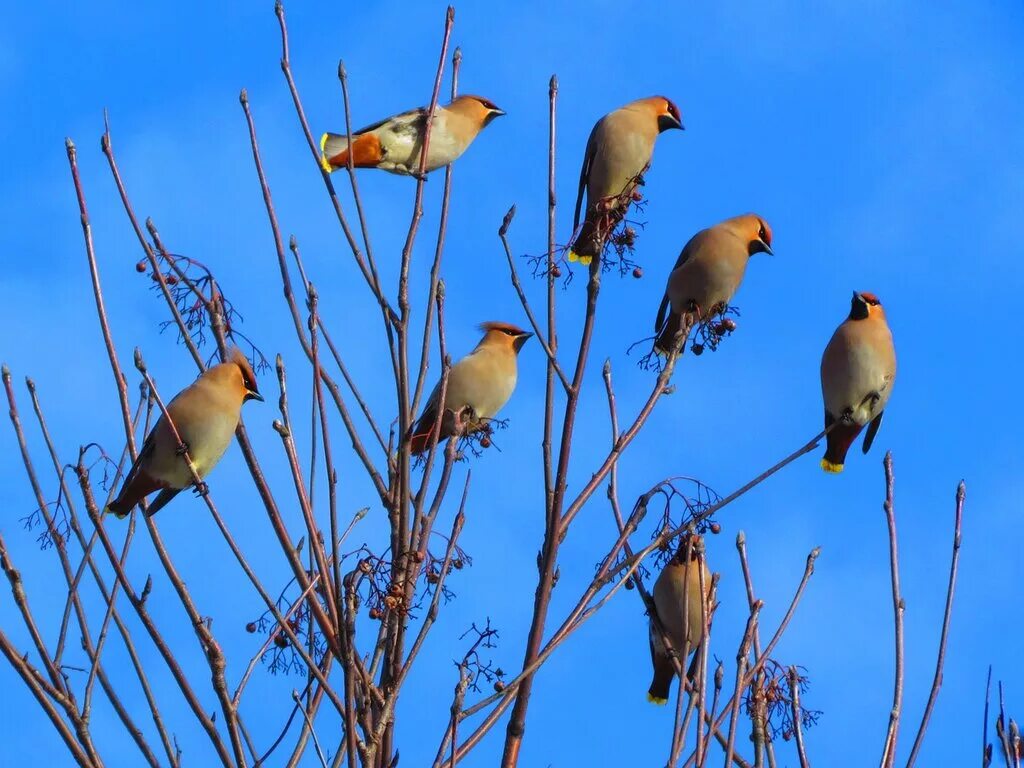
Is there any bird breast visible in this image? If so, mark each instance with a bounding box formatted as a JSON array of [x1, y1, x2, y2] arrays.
[[587, 114, 655, 203], [652, 560, 706, 652], [378, 110, 467, 173], [668, 247, 746, 314], [821, 323, 896, 424], [146, 391, 242, 488], [444, 347, 517, 421]]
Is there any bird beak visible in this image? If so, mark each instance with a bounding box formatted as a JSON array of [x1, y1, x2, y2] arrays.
[[761, 239, 773, 256], [491, 108, 506, 117], [852, 290, 862, 302], [513, 332, 533, 352], [657, 113, 684, 132], [246, 390, 264, 403]]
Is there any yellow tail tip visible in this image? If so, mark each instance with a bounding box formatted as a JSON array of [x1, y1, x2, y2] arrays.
[[567, 250, 592, 266], [647, 693, 668, 705], [820, 459, 844, 474], [318, 133, 334, 174]]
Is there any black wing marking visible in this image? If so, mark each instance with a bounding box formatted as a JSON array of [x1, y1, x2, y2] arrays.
[[573, 122, 600, 231], [862, 411, 884, 454], [352, 107, 427, 137]]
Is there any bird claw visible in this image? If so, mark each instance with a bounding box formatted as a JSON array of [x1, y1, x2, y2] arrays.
[[410, 170, 429, 182], [175, 441, 191, 456], [193, 482, 209, 497], [840, 407, 855, 424]]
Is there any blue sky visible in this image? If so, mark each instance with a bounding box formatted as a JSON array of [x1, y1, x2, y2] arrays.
[[2, 1, 1023, 765]]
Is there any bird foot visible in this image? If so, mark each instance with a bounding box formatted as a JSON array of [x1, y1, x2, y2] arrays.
[[192, 482, 209, 498], [175, 441, 191, 456], [840, 407, 855, 424], [409, 170, 428, 182]]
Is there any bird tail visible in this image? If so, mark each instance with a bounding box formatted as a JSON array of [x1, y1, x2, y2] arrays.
[[567, 219, 598, 266], [647, 657, 673, 705], [319, 132, 383, 173], [146, 488, 182, 517], [408, 408, 441, 455], [105, 472, 162, 518], [654, 311, 684, 355], [821, 421, 864, 474]]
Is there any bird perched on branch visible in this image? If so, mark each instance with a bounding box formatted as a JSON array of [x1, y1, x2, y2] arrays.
[[648, 534, 712, 704], [653, 214, 773, 354], [569, 96, 683, 266], [106, 348, 264, 517], [409, 322, 532, 454], [820, 291, 897, 473], [319, 95, 505, 177]]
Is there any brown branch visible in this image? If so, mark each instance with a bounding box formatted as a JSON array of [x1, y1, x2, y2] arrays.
[[789, 666, 811, 768], [905, 480, 965, 766], [496, 206, 570, 392], [411, 45, 461, 421], [913, 481, 966, 765], [681, 547, 821, 768], [0, 627, 94, 766], [880, 452, 904, 768], [274, 0, 393, 318], [723, 606, 761, 768]]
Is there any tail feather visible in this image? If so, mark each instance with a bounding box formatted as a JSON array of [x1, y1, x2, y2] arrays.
[[320, 132, 383, 172], [106, 472, 162, 518], [654, 311, 684, 355], [822, 418, 864, 474], [146, 488, 182, 517], [647, 654, 673, 705], [567, 219, 598, 266], [409, 408, 445, 455]]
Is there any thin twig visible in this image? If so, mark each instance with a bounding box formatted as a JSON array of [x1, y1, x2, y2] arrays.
[[905, 480, 965, 766], [880, 452, 905, 768]]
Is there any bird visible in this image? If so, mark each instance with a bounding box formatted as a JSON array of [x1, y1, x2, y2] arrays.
[[648, 534, 712, 704], [409, 322, 532, 454], [106, 348, 264, 517], [569, 96, 683, 266], [819, 291, 897, 473], [319, 94, 505, 177], [653, 214, 773, 354]]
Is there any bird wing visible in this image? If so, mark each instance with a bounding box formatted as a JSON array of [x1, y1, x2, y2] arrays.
[[654, 294, 671, 335], [352, 106, 426, 137], [862, 411, 884, 454], [573, 120, 600, 231], [120, 423, 159, 495]]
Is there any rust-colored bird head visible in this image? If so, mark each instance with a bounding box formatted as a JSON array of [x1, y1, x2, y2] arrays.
[[672, 532, 703, 565], [724, 213, 773, 256], [450, 95, 506, 127], [225, 347, 263, 403], [478, 321, 533, 353], [849, 291, 885, 322], [639, 95, 684, 132]]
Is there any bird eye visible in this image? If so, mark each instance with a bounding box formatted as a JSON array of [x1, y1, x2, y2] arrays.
[[758, 225, 766, 240]]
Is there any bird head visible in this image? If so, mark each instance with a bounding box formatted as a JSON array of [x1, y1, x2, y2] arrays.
[[228, 347, 264, 403], [849, 291, 883, 321], [478, 321, 533, 353], [651, 96, 684, 132], [673, 532, 703, 564], [453, 95, 506, 127], [727, 213, 773, 256]]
